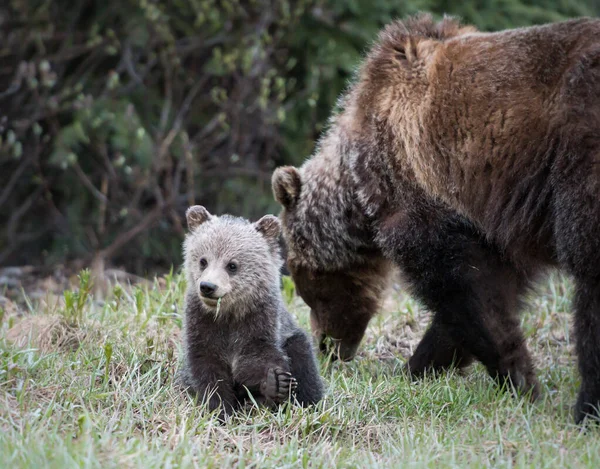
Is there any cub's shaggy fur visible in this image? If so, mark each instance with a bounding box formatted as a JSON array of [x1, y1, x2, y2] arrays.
[[272, 14, 600, 423], [179, 206, 323, 417]]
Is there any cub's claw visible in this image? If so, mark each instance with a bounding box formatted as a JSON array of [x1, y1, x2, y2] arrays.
[[263, 367, 297, 402]]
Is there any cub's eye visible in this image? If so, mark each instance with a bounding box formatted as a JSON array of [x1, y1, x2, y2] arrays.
[[227, 262, 238, 273], [200, 258, 208, 268]]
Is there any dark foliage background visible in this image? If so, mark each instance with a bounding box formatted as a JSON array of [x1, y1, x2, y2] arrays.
[[0, 0, 597, 274]]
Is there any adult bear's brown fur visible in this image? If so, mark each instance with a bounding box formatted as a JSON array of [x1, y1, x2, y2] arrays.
[[272, 13, 600, 424]]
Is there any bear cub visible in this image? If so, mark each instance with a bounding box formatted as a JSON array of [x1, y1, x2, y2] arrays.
[[179, 205, 323, 417]]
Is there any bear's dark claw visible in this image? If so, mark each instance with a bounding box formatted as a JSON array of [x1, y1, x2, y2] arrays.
[[263, 367, 297, 402]]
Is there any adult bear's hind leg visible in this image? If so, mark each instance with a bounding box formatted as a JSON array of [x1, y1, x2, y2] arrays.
[[555, 173, 600, 424]]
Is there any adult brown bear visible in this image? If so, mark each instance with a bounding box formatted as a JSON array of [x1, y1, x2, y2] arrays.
[[271, 14, 600, 423]]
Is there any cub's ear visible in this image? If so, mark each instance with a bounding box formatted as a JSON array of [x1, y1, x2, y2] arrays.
[[272, 166, 301, 209], [186, 205, 212, 230], [254, 215, 281, 240]]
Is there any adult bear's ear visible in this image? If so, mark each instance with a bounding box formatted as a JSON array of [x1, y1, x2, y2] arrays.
[[272, 166, 301, 209], [253, 215, 281, 240], [186, 205, 212, 230]]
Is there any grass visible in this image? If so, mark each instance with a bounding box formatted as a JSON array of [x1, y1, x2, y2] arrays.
[[0, 268, 598, 468]]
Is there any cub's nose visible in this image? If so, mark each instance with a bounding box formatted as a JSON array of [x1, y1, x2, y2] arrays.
[[200, 281, 217, 297]]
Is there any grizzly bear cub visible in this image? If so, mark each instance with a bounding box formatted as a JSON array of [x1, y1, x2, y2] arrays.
[[178, 205, 323, 417]]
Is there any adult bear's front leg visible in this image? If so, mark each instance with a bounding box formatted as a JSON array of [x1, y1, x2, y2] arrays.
[[406, 319, 473, 375], [378, 206, 540, 399]]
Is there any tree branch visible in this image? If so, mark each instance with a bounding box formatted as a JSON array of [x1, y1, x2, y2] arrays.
[[72, 161, 108, 203], [96, 205, 163, 261]]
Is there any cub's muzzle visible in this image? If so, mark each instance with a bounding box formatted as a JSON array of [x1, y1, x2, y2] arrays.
[[200, 281, 218, 298]]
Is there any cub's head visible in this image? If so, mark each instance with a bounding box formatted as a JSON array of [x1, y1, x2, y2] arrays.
[[183, 205, 282, 317], [272, 166, 390, 361]]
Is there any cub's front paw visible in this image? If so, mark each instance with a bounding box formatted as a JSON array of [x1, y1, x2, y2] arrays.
[[263, 367, 297, 403]]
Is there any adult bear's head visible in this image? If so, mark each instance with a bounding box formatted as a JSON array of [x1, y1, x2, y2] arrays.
[[272, 163, 392, 361]]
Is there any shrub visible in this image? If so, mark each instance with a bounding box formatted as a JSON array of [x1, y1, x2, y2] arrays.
[[0, 0, 596, 273]]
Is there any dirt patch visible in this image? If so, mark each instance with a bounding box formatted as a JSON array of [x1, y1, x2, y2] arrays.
[[5, 315, 87, 353], [0, 264, 152, 310], [0, 295, 20, 318]]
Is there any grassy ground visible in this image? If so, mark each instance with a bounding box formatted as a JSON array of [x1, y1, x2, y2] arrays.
[[0, 268, 598, 468]]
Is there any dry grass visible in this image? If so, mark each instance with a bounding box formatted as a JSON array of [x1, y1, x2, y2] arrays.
[[0, 269, 598, 468]]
